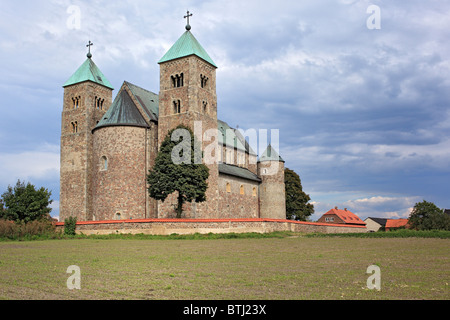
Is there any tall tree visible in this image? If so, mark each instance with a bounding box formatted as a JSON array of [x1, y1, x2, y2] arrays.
[[409, 200, 450, 230], [284, 168, 314, 221], [147, 125, 209, 218], [1, 180, 53, 222]]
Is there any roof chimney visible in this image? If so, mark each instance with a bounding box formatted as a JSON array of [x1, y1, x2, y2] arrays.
[[334, 206, 338, 210], [344, 208, 347, 211]]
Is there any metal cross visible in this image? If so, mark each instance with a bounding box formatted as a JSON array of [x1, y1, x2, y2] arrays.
[[86, 40, 93, 54], [184, 10, 193, 25]]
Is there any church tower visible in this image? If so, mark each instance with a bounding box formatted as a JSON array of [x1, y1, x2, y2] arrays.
[[157, 12, 219, 218], [258, 144, 286, 219], [60, 43, 113, 222]]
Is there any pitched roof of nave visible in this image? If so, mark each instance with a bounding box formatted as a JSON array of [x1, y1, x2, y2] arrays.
[[125, 81, 159, 122], [218, 163, 261, 182], [63, 55, 114, 90]]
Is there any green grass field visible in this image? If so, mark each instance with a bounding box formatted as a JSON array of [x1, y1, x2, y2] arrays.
[[0, 234, 448, 300]]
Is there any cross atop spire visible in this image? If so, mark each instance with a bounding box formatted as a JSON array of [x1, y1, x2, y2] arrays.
[[86, 40, 93, 59], [184, 10, 193, 30]]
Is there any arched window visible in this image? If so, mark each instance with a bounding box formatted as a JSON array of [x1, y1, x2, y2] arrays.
[[240, 185, 244, 195], [252, 187, 257, 197], [115, 212, 121, 220], [226, 150, 233, 164], [171, 73, 184, 88], [101, 156, 108, 170], [200, 74, 208, 88], [173, 100, 181, 114], [74, 96, 80, 109], [226, 182, 231, 193], [237, 152, 245, 167], [71, 121, 78, 133]]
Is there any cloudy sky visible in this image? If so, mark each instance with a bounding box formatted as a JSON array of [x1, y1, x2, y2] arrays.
[[0, 0, 449, 221]]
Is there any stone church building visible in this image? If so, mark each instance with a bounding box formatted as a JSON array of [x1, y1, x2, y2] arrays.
[[59, 19, 286, 222]]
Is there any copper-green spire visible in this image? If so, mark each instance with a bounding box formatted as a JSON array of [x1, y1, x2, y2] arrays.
[[158, 11, 217, 68], [63, 41, 114, 89]]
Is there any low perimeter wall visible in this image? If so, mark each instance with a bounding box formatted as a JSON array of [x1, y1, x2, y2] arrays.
[[55, 218, 366, 235]]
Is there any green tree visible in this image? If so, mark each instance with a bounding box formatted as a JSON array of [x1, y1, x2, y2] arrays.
[[285, 168, 314, 221], [64, 216, 77, 236], [408, 200, 450, 230], [1, 180, 53, 223], [147, 125, 209, 218]]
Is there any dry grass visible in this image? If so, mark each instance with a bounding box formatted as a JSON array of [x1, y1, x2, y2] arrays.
[[0, 236, 448, 300]]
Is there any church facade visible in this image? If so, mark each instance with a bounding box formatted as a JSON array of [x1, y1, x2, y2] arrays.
[[59, 20, 286, 222]]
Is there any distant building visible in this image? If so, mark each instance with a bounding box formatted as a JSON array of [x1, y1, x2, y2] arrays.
[[317, 207, 366, 227], [364, 217, 409, 232], [385, 219, 409, 231], [364, 217, 388, 232]]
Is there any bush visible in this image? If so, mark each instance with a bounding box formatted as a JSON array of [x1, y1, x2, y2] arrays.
[[0, 219, 56, 240], [64, 216, 77, 236], [0, 219, 20, 239], [22, 219, 56, 236]]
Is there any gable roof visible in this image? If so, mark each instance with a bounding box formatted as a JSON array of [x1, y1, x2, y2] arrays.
[[125, 81, 159, 122], [385, 219, 409, 229], [258, 144, 285, 163], [323, 208, 365, 225], [63, 57, 114, 89], [158, 30, 217, 68], [219, 163, 261, 182], [365, 217, 388, 226], [94, 88, 149, 131]]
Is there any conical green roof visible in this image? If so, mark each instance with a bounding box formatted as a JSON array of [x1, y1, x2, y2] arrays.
[[258, 144, 285, 163], [63, 57, 114, 89], [94, 89, 149, 131], [158, 30, 217, 68]]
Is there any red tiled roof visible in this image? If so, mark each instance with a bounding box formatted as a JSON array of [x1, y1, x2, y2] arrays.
[[323, 208, 366, 225], [385, 219, 409, 229]]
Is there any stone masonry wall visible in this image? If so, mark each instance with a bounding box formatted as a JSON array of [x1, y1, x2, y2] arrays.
[[218, 174, 259, 219], [157, 56, 219, 219], [258, 161, 286, 219], [60, 81, 112, 222], [54, 218, 367, 235], [92, 126, 156, 220]]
